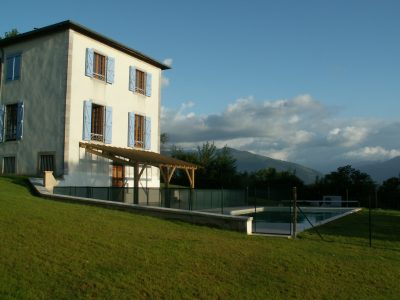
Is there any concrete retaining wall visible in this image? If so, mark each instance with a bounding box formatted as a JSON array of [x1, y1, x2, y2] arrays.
[[29, 178, 252, 234]]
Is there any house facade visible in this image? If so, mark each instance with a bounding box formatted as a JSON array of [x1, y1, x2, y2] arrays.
[[0, 21, 170, 188]]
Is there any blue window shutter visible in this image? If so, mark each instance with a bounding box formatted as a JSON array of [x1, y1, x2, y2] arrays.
[[83, 100, 92, 140], [104, 106, 112, 144], [129, 66, 136, 92], [128, 112, 135, 147], [85, 48, 94, 77], [145, 117, 151, 150], [106, 56, 115, 84], [16, 102, 24, 140], [0, 105, 5, 143], [145, 73, 152, 97], [14, 55, 21, 80], [6, 57, 13, 81]]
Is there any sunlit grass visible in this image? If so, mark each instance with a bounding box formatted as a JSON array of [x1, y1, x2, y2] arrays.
[[0, 176, 399, 299]]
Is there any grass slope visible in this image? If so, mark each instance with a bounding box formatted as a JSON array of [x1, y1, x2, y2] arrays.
[[0, 176, 399, 299]]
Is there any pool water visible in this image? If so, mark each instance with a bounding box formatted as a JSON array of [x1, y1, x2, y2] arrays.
[[246, 208, 356, 235]]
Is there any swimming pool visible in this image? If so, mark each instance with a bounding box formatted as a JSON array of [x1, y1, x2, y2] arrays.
[[241, 207, 360, 235]]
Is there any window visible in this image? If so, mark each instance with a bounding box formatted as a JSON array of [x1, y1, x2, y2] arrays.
[[134, 114, 145, 148], [0, 102, 23, 143], [128, 112, 151, 150], [91, 104, 104, 142], [112, 164, 125, 187], [93, 52, 106, 80], [6, 54, 21, 81], [85, 48, 114, 84], [38, 154, 55, 175], [5, 104, 17, 141], [135, 69, 146, 95], [129, 66, 152, 97], [82, 101, 112, 144], [2, 157, 16, 174]]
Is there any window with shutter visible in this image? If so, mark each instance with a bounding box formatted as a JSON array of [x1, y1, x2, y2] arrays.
[[91, 104, 104, 142], [129, 66, 151, 97], [134, 114, 145, 148], [5, 104, 17, 141], [83, 101, 112, 144], [93, 52, 106, 81], [85, 48, 114, 84]]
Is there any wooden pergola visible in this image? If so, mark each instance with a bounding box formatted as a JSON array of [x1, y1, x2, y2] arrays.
[[79, 142, 198, 204]]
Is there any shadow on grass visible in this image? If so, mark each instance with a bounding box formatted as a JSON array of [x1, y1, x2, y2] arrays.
[[0, 175, 40, 196], [300, 209, 400, 251]]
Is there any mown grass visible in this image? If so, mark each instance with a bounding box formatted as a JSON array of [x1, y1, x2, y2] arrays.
[[0, 176, 399, 299]]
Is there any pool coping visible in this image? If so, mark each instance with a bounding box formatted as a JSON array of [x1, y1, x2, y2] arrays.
[[230, 206, 362, 235]]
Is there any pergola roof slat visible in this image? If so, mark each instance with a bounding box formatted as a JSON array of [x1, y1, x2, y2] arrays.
[[79, 142, 198, 170]]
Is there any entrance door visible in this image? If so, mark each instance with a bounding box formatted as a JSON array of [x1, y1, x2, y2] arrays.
[[111, 164, 125, 202]]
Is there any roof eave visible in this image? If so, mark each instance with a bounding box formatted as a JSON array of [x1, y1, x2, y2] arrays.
[[0, 20, 170, 70]]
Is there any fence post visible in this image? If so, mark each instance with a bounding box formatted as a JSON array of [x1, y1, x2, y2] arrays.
[[221, 187, 224, 214], [254, 188, 257, 232], [292, 187, 297, 239], [369, 194, 372, 247], [245, 186, 248, 205]]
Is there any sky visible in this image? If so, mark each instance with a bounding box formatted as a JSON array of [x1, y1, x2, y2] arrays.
[[1, 0, 399, 172]]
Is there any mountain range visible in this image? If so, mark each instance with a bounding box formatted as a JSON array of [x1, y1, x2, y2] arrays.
[[225, 148, 322, 184], [357, 156, 400, 183], [162, 146, 400, 184]]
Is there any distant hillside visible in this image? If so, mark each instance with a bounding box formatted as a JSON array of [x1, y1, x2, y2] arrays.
[[358, 156, 400, 183], [226, 148, 322, 184], [162, 147, 322, 184]]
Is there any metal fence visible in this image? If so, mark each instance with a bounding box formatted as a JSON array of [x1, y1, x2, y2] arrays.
[[53, 186, 360, 236]]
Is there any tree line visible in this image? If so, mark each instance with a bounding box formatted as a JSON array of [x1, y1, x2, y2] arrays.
[[167, 141, 400, 209]]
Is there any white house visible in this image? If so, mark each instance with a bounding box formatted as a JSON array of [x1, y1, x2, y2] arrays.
[[0, 20, 196, 196]]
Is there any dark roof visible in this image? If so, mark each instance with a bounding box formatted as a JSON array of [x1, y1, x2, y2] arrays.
[[80, 142, 198, 169], [0, 20, 170, 70]]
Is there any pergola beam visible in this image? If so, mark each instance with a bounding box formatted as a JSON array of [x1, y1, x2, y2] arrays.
[[80, 142, 198, 205]]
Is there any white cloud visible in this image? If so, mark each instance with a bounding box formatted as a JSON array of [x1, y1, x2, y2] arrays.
[[345, 146, 400, 160], [161, 95, 399, 171], [327, 126, 368, 147]]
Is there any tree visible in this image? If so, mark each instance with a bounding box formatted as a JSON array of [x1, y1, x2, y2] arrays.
[[169, 142, 237, 188], [160, 133, 169, 145], [322, 165, 375, 206], [378, 177, 400, 209], [1, 28, 19, 39]]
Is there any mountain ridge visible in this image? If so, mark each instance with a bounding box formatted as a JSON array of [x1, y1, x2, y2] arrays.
[[226, 148, 322, 184], [357, 156, 400, 183]]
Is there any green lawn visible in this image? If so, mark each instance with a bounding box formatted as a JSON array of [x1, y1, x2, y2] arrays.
[[1, 176, 399, 299]]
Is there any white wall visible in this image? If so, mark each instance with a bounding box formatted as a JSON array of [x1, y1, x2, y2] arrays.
[[60, 29, 162, 187]]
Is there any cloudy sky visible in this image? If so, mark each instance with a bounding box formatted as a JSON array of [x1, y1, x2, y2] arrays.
[[2, 0, 399, 172]]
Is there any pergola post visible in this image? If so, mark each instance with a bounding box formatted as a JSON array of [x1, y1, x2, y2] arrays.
[[79, 143, 198, 208], [133, 162, 139, 204]]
